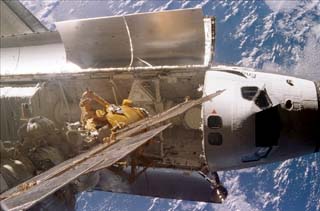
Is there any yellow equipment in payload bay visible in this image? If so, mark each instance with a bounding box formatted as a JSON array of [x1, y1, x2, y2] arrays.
[[79, 89, 148, 132]]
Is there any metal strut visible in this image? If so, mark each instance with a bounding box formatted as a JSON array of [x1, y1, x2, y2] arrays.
[[198, 170, 228, 203]]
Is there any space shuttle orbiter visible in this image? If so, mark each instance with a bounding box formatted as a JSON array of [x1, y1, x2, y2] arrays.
[[0, 1, 319, 210]]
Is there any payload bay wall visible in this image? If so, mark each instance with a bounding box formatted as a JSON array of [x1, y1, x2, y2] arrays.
[[0, 68, 207, 170]]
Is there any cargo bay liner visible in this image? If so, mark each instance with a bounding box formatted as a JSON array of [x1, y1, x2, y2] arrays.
[[1, 2, 319, 210]]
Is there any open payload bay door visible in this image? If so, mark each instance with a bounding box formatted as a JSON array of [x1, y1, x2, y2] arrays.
[[1, 8, 215, 77], [56, 8, 215, 69], [0, 0, 48, 36]]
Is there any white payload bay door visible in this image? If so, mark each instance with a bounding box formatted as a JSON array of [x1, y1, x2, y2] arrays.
[[56, 8, 213, 68], [0, 0, 47, 36], [1, 8, 215, 76]]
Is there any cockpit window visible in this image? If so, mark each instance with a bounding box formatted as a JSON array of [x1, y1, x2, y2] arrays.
[[208, 132, 223, 145], [241, 87, 272, 109], [220, 70, 247, 78], [208, 115, 222, 128], [241, 86, 258, 101], [254, 90, 272, 109]]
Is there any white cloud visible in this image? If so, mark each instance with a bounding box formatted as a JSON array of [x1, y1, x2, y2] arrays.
[[264, 0, 299, 12], [293, 29, 320, 80]]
